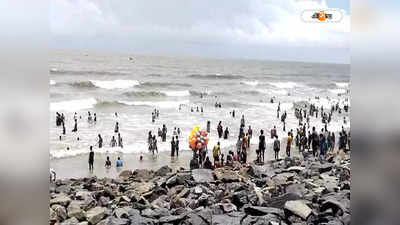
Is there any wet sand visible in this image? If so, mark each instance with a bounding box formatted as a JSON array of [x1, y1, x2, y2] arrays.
[[51, 142, 301, 179]]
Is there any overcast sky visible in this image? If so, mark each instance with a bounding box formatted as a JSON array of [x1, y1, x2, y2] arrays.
[[50, 0, 350, 64]]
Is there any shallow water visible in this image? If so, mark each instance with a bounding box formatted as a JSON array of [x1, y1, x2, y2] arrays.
[[50, 50, 350, 177]]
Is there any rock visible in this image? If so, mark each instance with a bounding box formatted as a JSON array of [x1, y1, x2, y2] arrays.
[[191, 169, 215, 183], [75, 191, 92, 201], [78, 222, 88, 225], [232, 190, 249, 208], [266, 192, 302, 208], [132, 169, 155, 182], [129, 216, 156, 225], [321, 199, 346, 216], [99, 196, 110, 207], [131, 182, 155, 195], [170, 197, 185, 209], [99, 217, 129, 225], [243, 206, 284, 218], [119, 170, 133, 180], [286, 183, 307, 197], [177, 187, 190, 198], [286, 166, 305, 173], [319, 163, 333, 173], [212, 212, 245, 225], [215, 203, 237, 213], [194, 186, 203, 195], [158, 214, 187, 224], [86, 207, 106, 225], [50, 207, 57, 222], [60, 217, 79, 225], [113, 208, 129, 219], [67, 201, 85, 221], [53, 204, 68, 221], [50, 194, 71, 207], [166, 175, 178, 187], [214, 168, 240, 182], [155, 165, 172, 177], [242, 214, 281, 225], [284, 200, 312, 220], [247, 165, 264, 178]]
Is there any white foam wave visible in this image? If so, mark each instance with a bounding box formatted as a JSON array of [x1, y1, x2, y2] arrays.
[[50, 80, 56, 85], [50, 98, 97, 112], [335, 82, 349, 88], [119, 100, 189, 108], [241, 80, 259, 86], [162, 90, 190, 97], [90, 80, 140, 89], [329, 89, 347, 94], [269, 82, 298, 89]]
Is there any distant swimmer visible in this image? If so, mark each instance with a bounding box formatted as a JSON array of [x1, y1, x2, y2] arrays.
[[105, 156, 111, 168]]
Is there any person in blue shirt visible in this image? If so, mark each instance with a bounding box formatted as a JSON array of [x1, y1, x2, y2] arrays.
[[116, 157, 123, 167]]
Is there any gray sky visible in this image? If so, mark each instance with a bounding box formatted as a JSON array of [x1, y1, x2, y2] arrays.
[[51, 0, 350, 64]]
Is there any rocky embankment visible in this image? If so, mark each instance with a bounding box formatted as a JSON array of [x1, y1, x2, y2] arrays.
[[50, 152, 350, 225]]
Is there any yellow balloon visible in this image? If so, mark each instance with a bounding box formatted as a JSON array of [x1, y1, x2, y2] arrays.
[[193, 125, 200, 131]]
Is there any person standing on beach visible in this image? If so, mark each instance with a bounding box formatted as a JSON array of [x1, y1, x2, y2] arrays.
[[213, 142, 221, 166], [162, 124, 167, 142], [114, 122, 119, 133], [98, 134, 103, 148], [175, 136, 179, 156], [258, 130, 266, 162], [241, 115, 245, 127], [153, 135, 158, 154], [110, 136, 117, 147], [273, 135, 280, 160], [177, 128, 181, 136], [232, 110, 235, 118], [72, 119, 78, 132], [152, 112, 155, 123], [173, 127, 177, 136], [62, 121, 66, 135], [223, 127, 229, 139], [88, 146, 94, 171], [170, 136, 176, 157], [118, 133, 123, 148], [207, 121, 211, 133], [94, 113, 97, 123], [248, 126, 253, 146], [116, 157, 123, 167], [217, 121, 223, 139], [286, 132, 292, 157], [311, 127, 319, 157], [271, 126, 276, 139]]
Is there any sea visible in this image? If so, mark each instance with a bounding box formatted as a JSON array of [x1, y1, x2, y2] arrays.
[[50, 50, 350, 161]]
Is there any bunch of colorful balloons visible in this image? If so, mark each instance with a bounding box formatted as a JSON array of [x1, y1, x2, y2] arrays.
[[188, 125, 209, 150]]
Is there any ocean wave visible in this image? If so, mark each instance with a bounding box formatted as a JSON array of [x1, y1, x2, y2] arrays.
[[50, 69, 129, 76], [268, 82, 298, 89], [119, 100, 190, 108], [188, 74, 245, 80], [50, 80, 56, 85], [90, 80, 140, 89], [50, 98, 97, 112], [329, 89, 347, 95], [123, 91, 166, 97], [241, 80, 259, 86], [69, 81, 97, 88], [140, 82, 192, 88], [163, 90, 190, 97], [335, 82, 349, 88]]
